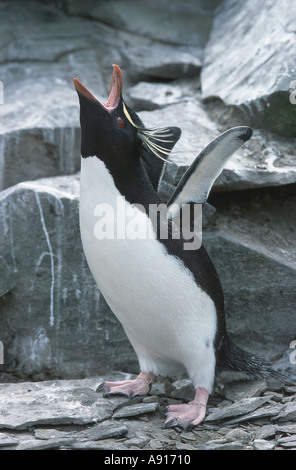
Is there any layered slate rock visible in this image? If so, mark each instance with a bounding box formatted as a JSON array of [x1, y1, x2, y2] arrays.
[[0, 175, 137, 379], [0, 377, 118, 430], [65, 0, 220, 47], [0, 0, 217, 191], [201, 0, 296, 137], [204, 231, 296, 362], [0, 375, 295, 450]]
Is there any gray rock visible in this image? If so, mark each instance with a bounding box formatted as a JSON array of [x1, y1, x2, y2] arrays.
[[201, 0, 296, 137], [263, 391, 284, 403], [180, 430, 196, 441], [255, 424, 279, 440], [277, 424, 296, 434], [170, 379, 195, 402], [69, 440, 129, 450], [0, 258, 16, 297], [277, 435, 296, 448], [143, 396, 160, 404], [34, 428, 73, 440], [0, 378, 115, 430], [84, 421, 128, 440], [223, 380, 268, 402], [196, 440, 245, 450], [123, 45, 202, 80], [112, 402, 159, 419], [204, 231, 296, 361], [0, 2, 108, 191], [205, 396, 270, 422], [224, 428, 251, 444], [0, 432, 19, 447], [275, 402, 296, 422], [175, 441, 196, 450], [127, 80, 199, 111], [65, 0, 219, 47], [124, 436, 150, 449], [253, 439, 275, 451], [0, 175, 137, 379], [225, 403, 284, 425]]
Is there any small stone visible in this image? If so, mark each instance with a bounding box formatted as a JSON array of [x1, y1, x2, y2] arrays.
[[255, 424, 279, 440], [223, 380, 268, 401], [284, 386, 296, 394], [112, 402, 159, 419], [196, 440, 245, 450], [0, 432, 19, 447], [275, 402, 296, 422], [150, 382, 166, 397], [85, 421, 128, 440], [17, 437, 76, 450], [263, 392, 283, 403], [124, 437, 150, 449], [277, 435, 296, 448], [205, 397, 270, 422], [225, 403, 284, 425], [143, 395, 160, 404], [253, 439, 275, 451], [148, 439, 166, 450], [224, 428, 250, 444], [176, 442, 196, 450], [170, 379, 195, 402], [180, 430, 196, 441], [34, 428, 72, 440], [277, 424, 296, 433]]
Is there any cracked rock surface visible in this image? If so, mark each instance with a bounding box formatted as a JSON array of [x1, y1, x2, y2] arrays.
[[0, 374, 296, 450]]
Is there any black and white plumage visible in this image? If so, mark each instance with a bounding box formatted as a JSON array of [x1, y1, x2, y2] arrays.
[[73, 65, 281, 429]]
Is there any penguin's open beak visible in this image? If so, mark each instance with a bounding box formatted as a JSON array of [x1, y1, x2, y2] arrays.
[[73, 64, 123, 112]]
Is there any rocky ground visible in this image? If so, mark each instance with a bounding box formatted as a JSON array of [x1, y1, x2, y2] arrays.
[[0, 0, 295, 452], [0, 373, 296, 451]]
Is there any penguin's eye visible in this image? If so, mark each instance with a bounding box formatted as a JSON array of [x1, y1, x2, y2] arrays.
[[117, 117, 125, 128]]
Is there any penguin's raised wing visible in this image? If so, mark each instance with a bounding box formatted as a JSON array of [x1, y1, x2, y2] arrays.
[[167, 126, 252, 217]]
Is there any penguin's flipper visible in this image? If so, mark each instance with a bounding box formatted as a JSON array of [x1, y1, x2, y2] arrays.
[[167, 126, 252, 217], [140, 126, 181, 190]]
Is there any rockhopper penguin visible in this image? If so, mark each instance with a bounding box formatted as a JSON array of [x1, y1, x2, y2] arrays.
[[74, 65, 280, 429]]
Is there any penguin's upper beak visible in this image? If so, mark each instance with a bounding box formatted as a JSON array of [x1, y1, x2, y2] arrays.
[[73, 64, 123, 112]]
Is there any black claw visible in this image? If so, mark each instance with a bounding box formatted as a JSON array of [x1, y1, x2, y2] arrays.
[[180, 421, 193, 431], [103, 388, 111, 398], [96, 382, 106, 393], [162, 418, 176, 429], [161, 407, 168, 417]]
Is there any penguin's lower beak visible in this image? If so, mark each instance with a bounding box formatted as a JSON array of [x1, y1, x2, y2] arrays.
[[73, 64, 123, 112]]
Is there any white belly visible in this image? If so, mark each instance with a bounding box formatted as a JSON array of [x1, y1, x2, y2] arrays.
[[79, 156, 217, 390]]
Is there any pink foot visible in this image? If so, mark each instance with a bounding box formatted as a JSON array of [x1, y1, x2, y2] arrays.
[[97, 371, 155, 399], [164, 387, 209, 430]]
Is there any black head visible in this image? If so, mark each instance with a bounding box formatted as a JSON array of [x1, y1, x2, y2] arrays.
[[73, 65, 181, 177], [74, 65, 139, 170]]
